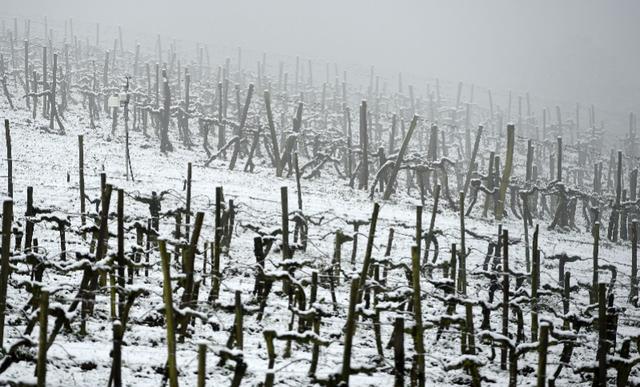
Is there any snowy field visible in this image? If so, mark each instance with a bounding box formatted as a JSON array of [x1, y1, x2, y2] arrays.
[[0, 12, 637, 387], [0, 103, 634, 386]]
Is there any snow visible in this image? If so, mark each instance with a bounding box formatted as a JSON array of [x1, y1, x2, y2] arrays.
[[0, 21, 636, 387]]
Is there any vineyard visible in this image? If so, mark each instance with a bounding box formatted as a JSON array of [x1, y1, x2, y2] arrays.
[[0, 15, 638, 387]]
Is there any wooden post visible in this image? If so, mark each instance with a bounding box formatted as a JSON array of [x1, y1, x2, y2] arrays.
[[556, 136, 562, 181], [333, 230, 343, 286], [197, 342, 206, 387], [0, 199, 12, 347], [449, 244, 457, 294], [202, 241, 209, 286], [109, 269, 117, 321], [234, 290, 244, 350], [537, 323, 549, 387], [393, 317, 405, 387], [112, 320, 122, 387], [341, 277, 360, 383], [357, 202, 380, 301], [411, 245, 425, 387], [264, 330, 276, 387], [501, 229, 509, 370], [605, 151, 622, 241], [496, 124, 515, 220], [264, 90, 280, 169], [281, 186, 290, 261], [596, 282, 607, 387], [116, 189, 126, 317], [92, 183, 112, 303], [519, 193, 531, 273], [49, 53, 62, 133], [531, 225, 540, 341], [160, 68, 173, 152], [145, 219, 151, 278], [280, 186, 291, 294], [229, 84, 254, 170], [25, 187, 34, 250], [351, 223, 359, 266], [309, 272, 320, 376], [631, 220, 638, 303], [563, 272, 571, 330], [383, 115, 418, 200], [4, 120, 12, 198], [464, 302, 476, 354], [185, 163, 192, 240], [210, 187, 223, 301], [179, 212, 204, 336], [462, 126, 483, 197], [37, 289, 49, 387], [483, 152, 495, 217], [78, 135, 86, 230], [465, 302, 481, 386], [616, 150, 623, 207], [458, 191, 467, 295], [592, 222, 600, 303], [526, 140, 533, 185], [358, 100, 369, 190], [159, 240, 179, 387], [174, 208, 182, 264], [415, 205, 422, 257], [424, 185, 441, 264]]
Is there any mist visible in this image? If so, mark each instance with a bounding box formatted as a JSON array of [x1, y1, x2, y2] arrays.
[[4, 0, 640, 122], [2, 2, 640, 386]]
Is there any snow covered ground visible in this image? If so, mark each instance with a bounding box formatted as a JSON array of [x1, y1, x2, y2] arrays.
[[0, 97, 636, 387]]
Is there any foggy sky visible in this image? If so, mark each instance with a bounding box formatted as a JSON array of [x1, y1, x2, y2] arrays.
[[4, 0, 640, 122]]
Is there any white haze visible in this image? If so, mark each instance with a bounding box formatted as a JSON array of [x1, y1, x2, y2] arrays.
[[4, 0, 640, 130]]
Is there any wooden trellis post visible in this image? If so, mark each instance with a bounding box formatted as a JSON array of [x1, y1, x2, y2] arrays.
[[197, 342, 206, 387], [185, 162, 192, 240], [22, 186, 34, 250], [210, 187, 223, 301], [382, 114, 418, 200], [596, 282, 607, 387], [37, 289, 49, 387], [496, 124, 514, 220], [537, 323, 549, 387], [411, 245, 425, 387], [592, 222, 600, 303], [117, 189, 126, 315], [341, 277, 360, 383], [462, 125, 483, 197], [159, 240, 179, 387], [78, 135, 86, 230], [0, 199, 12, 348], [112, 320, 122, 387], [415, 205, 422, 257], [631, 220, 638, 303], [458, 191, 467, 295], [4, 119, 12, 198], [531, 225, 540, 341], [393, 317, 405, 387], [501, 229, 510, 370], [357, 202, 380, 301]]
